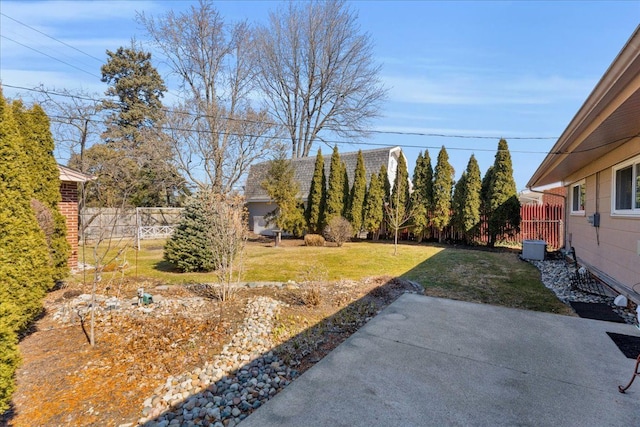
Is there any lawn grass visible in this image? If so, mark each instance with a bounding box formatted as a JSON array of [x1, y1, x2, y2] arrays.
[[75, 238, 571, 314]]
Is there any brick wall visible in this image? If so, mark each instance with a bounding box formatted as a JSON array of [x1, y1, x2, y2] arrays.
[[542, 187, 565, 205], [60, 182, 79, 270]]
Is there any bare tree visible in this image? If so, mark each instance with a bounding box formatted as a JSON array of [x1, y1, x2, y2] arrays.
[[202, 192, 248, 301], [139, 1, 277, 193], [255, 0, 387, 158], [34, 87, 103, 171]]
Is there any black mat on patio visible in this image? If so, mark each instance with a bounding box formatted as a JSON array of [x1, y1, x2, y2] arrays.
[[569, 302, 626, 323], [606, 332, 640, 359]]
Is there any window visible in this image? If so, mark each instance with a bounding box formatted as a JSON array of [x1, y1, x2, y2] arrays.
[[612, 155, 640, 215], [570, 181, 585, 214]]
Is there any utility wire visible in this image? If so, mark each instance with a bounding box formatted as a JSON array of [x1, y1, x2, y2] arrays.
[[1, 12, 104, 63], [3, 83, 560, 142], [0, 36, 101, 79]]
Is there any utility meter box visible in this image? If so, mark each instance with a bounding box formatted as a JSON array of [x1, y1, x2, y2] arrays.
[[522, 240, 546, 261]]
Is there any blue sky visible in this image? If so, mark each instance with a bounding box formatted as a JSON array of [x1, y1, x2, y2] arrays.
[[1, 1, 639, 191]]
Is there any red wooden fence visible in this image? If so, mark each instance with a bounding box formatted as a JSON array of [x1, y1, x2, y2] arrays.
[[408, 203, 564, 250]]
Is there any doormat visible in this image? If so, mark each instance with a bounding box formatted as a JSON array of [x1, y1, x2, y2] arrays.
[[569, 302, 626, 323], [606, 332, 640, 359]]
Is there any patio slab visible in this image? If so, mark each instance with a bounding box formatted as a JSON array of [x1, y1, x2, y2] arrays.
[[242, 294, 640, 426]]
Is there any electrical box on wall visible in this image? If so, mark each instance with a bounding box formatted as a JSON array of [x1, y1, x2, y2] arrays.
[[587, 212, 600, 227]]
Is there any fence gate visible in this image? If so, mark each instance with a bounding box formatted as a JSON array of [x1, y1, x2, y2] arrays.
[[136, 207, 184, 249]]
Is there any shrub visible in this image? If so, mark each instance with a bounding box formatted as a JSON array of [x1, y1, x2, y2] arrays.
[[302, 288, 322, 307], [164, 194, 216, 272], [304, 234, 325, 247], [323, 216, 353, 247]]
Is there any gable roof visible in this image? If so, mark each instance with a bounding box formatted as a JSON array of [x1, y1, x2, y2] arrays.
[[528, 25, 640, 188], [58, 164, 95, 183], [245, 146, 400, 202]]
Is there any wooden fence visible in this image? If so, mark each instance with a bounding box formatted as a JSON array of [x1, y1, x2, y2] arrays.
[[397, 203, 564, 250]]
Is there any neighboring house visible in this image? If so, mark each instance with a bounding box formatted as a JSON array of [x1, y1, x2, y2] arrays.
[[58, 164, 94, 271], [519, 183, 564, 205], [244, 146, 405, 235], [528, 26, 640, 302]]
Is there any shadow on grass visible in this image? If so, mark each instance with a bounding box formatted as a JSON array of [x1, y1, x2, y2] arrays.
[[136, 241, 572, 426]]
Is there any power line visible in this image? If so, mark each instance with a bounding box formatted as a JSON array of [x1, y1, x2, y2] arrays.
[[0, 12, 104, 63], [0, 36, 101, 79], [3, 83, 560, 142]]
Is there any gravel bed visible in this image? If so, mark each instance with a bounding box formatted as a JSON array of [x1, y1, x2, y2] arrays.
[[529, 258, 638, 325], [136, 296, 296, 427]]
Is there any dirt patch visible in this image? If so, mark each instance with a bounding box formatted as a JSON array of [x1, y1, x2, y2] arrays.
[[2, 276, 417, 427]]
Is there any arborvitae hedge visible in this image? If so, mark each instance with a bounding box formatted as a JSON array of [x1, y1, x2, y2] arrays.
[[347, 150, 366, 234], [363, 170, 384, 239], [486, 139, 520, 246], [432, 146, 454, 241], [325, 146, 344, 224], [164, 194, 216, 272], [14, 103, 70, 280], [305, 149, 326, 234], [0, 90, 55, 413]]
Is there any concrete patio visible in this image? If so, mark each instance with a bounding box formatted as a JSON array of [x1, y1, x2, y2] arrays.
[[242, 294, 640, 426]]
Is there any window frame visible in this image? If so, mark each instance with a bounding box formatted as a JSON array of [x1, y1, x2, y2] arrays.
[[570, 180, 585, 215], [611, 154, 640, 217]]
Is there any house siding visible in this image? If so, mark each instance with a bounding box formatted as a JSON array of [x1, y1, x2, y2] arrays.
[[565, 161, 640, 296]]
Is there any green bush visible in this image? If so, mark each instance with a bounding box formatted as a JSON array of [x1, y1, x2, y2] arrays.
[[0, 90, 55, 412], [304, 234, 325, 247], [164, 195, 216, 272], [0, 323, 19, 413], [323, 216, 353, 247]]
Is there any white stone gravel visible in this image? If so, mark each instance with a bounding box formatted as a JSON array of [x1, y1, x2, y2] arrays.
[[528, 258, 638, 325]]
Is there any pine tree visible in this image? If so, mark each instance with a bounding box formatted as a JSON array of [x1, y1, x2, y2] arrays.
[[13, 103, 70, 280], [461, 154, 482, 242], [305, 148, 326, 233], [261, 153, 306, 237], [99, 43, 185, 206], [486, 139, 520, 247], [423, 149, 434, 213], [432, 146, 454, 242], [411, 152, 429, 241], [325, 146, 345, 223], [347, 150, 367, 235], [363, 171, 384, 239], [0, 90, 54, 412], [164, 194, 216, 272]]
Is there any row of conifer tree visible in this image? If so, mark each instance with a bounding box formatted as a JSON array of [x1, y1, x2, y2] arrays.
[[266, 140, 520, 245]]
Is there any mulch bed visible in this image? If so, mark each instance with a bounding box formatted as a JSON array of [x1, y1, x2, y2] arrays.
[[606, 332, 640, 359], [569, 302, 626, 323]]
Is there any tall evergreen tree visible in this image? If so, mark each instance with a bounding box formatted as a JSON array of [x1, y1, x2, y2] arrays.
[[342, 161, 350, 218], [451, 172, 467, 240], [325, 146, 345, 223], [380, 164, 391, 204], [423, 149, 434, 213], [13, 102, 70, 280], [390, 153, 410, 223], [486, 139, 520, 247], [348, 150, 367, 234], [432, 146, 454, 242], [305, 148, 326, 233], [0, 90, 54, 412], [461, 154, 482, 242], [411, 152, 429, 241], [363, 170, 384, 240], [99, 43, 185, 206]]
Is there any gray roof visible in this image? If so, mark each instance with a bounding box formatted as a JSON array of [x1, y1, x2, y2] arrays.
[[245, 146, 399, 202]]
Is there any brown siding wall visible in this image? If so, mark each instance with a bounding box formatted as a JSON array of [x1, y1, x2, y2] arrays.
[[60, 182, 79, 270], [565, 165, 640, 298]]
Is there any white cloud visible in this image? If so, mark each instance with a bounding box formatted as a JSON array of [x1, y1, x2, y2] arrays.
[[383, 73, 596, 106]]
